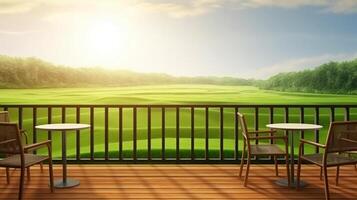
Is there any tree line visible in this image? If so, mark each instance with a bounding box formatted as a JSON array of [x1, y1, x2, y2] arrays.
[[1, 55, 356, 94], [260, 59, 357, 94], [0, 55, 253, 88]]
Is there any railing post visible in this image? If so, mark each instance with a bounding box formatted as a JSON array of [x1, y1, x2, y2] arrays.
[[162, 107, 166, 160], [314, 107, 320, 153], [119, 107, 123, 161], [176, 107, 180, 161], [255, 107, 259, 145], [205, 106, 209, 160], [90, 107, 94, 160], [148, 106, 152, 161], [234, 107, 239, 161], [220, 106, 224, 160], [47, 107, 52, 140], [105, 106, 109, 160], [345, 107, 350, 121], [191, 107, 195, 161], [330, 107, 335, 122], [133, 107, 137, 161], [300, 107, 305, 155], [18, 107, 23, 130], [33, 107, 37, 154], [76, 106, 80, 161]]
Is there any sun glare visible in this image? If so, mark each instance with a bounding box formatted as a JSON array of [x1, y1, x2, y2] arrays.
[[84, 20, 127, 66]]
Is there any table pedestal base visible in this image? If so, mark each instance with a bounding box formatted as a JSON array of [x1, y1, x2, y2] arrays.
[[54, 179, 80, 188], [275, 178, 307, 188]]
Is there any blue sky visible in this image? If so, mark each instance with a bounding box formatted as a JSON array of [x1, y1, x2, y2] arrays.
[[0, 0, 357, 79]]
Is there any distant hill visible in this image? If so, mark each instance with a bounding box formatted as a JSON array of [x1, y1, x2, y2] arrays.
[[0, 55, 254, 88], [260, 59, 357, 94]]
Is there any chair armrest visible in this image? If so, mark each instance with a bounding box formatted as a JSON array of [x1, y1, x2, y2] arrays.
[[340, 138, 357, 144], [24, 140, 51, 152], [300, 139, 325, 148], [249, 136, 287, 140], [248, 130, 277, 134], [0, 139, 16, 145]]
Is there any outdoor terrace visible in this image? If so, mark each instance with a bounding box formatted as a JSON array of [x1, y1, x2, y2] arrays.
[[1, 164, 357, 199]]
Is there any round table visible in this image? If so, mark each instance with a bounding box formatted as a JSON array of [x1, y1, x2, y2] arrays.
[[266, 123, 322, 188], [36, 123, 90, 188]]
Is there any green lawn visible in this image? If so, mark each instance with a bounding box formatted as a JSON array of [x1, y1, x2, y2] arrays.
[[1, 85, 357, 159]]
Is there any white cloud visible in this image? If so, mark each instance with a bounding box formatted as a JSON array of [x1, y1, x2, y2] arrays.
[[255, 52, 357, 79], [1, 0, 357, 19], [323, 0, 357, 14]]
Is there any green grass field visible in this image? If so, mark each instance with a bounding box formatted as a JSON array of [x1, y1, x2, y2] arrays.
[[1, 85, 357, 159]]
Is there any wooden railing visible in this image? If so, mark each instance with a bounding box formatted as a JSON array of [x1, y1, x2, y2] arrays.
[[1, 104, 356, 163]]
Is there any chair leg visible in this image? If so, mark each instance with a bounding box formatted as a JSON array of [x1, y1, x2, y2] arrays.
[[335, 166, 340, 186], [320, 167, 323, 180], [323, 166, 330, 200], [6, 167, 10, 184], [243, 154, 251, 187], [296, 157, 301, 189], [274, 155, 278, 176], [49, 160, 54, 193], [26, 167, 31, 181], [239, 143, 246, 178], [19, 167, 25, 200]]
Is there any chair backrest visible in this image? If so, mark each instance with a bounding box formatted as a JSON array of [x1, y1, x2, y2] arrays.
[[237, 112, 249, 141], [0, 111, 10, 122], [0, 122, 23, 154], [325, 121, 357, 153]]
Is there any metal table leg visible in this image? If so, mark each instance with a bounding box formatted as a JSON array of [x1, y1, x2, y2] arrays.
[[53, 131, 80, 188], [275, 130, 307, 188]]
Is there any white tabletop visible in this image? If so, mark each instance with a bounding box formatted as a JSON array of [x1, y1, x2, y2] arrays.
[[36, 123, 90, 131], [266, 123, 322, 130]]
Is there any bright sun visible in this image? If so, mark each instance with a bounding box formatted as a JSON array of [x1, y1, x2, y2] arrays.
[[85, 20, 127, 66]]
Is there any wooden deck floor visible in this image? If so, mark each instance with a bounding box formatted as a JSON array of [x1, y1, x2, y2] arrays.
[[1, 164, 357, 199]]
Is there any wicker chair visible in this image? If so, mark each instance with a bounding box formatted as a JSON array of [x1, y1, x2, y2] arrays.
[[0, 111, 43, 183], [237, 112, 290, 186], [0, 122, 54, 200], [297, 121, 357, 200]]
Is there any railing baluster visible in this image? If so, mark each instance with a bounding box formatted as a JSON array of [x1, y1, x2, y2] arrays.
[[33, 107, 37, 154], [191, 107, 195, 161], [148, 107, 151, 161], [255, 107, 259, 145], [119, 107, 123, 161], [61, 106, 66, 160], [269, 107, 274, 145], [133, 107, 137, 161], [345, 107, 350, 121], [234, 107, 239, 161], [330, 107, 335, 122], [47, 107, 52, 140], [18, 107, 23, 130], [90, 107, 94, 160], [76, 106, 80, 161], [220, 106, 224, 160], [162, 107, 166, 160], [300, 107, 305, 155], [205, 106, 209, 160], [269, 107, 274, 161], [176, 107, 180, 161], [314, 107, 320, 153], [105, 107, 109, 160]]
